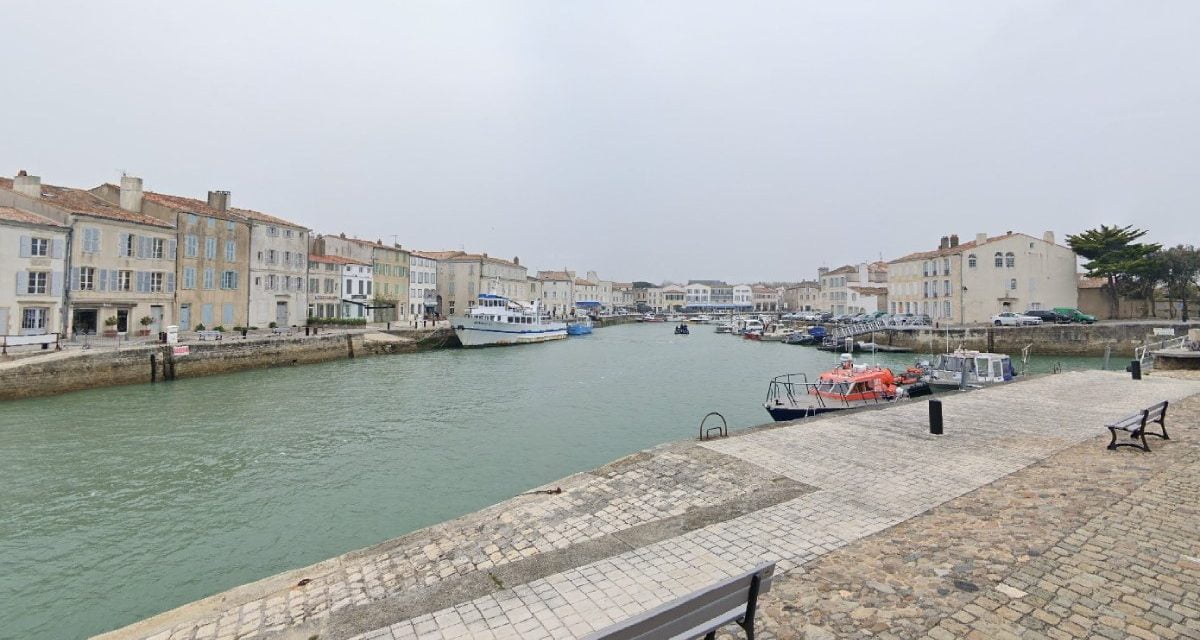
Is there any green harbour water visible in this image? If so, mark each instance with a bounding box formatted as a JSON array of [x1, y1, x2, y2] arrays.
[[0, 323, 1105, 639]]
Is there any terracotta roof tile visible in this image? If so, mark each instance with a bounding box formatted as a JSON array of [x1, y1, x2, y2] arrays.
[[309, 254, 368, 266], [231, 206, 307, 230], [1, 178, 174, 229], [142, 191, 246, 223], [849, 286, 888, 295], [536, 270, 573, 281], [0, 206, 64, 227]]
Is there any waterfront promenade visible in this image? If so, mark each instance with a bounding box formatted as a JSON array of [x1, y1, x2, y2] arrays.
[[98, 371, 1200, 640]]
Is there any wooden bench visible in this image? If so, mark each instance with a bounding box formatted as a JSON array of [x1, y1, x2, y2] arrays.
[[1107, 401, 1169, 452], [583, 563, 774, 640], [197, 330, 223, 341]]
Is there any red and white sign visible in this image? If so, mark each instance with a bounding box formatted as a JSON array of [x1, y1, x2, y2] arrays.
[[172, 345, 190, 357]]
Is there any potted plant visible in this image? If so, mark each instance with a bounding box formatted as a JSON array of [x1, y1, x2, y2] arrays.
[[103, 316, 119, 337], [138, 315, 153, 336], [195, 323, 206, 332]]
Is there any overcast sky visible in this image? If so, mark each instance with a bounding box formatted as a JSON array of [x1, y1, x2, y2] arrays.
[[4, 1, 1197, 283]]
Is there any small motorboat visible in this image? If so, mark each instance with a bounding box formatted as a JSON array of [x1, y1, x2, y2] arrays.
[[567, 316, 593, 336], [641, 313, 665, 323], [763, 354, 929, 421], [714, 322, 733, 334], [926, 349, 1015, 388], [674, 323, 690, 335]]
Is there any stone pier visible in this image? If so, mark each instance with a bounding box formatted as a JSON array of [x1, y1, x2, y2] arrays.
[[96, 371, 1200, 640]]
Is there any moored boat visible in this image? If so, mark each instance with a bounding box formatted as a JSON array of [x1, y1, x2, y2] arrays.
[[926, 349, 1015, 388], [451, 294, 567, 347], [714, 322, 733, 333], [763, 354, 927, 421], [567, 316, 593, 336]]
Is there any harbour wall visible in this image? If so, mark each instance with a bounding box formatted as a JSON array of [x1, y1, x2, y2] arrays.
[[871, 322, 1200, 357], [0, 329, 457, 402]]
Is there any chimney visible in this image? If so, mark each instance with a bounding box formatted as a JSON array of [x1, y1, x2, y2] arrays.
[[1042, 231, 1054, 244], [119, 175, 144, 212], [13, 171, 41, 198], [949, 234, 959, 248], [975, 232, 988, 245], [939, 236, 950, 250], [339, 232, 346, 238], [206, 190, 230, 211]]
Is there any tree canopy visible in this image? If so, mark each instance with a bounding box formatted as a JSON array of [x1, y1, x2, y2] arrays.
[[1066, 225, 1161, 318]]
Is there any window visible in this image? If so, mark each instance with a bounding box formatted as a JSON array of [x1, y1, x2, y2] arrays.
[[227, 220, 236, 231], [26, 271, 48, 294], [187, 213, 198, 226], [285, 251, 291, 265], [207, 217, 216, 229], [345, 278, 352, 292], [152, 238, 165, 259], [366, 281, 371, 295], [994, 252, 1003, 267], [267, 274, 277, 290], [267, 226, 279, 237], [1005, 252, 1015, 268], [183, 267, 196, 289], [221, 270, 238, 289], [309, 278, 318, 293], [149, 272, 164, 292], [268, 249, 277, 264], [203, 268, 214, 289], [225, 240, 236, 261], [118, 270, 132, 291], [223, 303, 234, 325], [22, 307, 48, 331], [325, 278, 334, 293], [943, 258, 950, 275], [80, 267, 96, 291], [968, 254, 977, 268], [185, 234, 198, 257], [944, 280, 951, 297], [1010, 278, 1018, 290], [205, 237, 217, 259], [82, 228, 101, 253], [943, 301, 951, 318], [284, 229, 293, 238]]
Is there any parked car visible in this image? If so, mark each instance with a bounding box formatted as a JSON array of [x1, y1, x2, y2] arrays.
[[992, 312, 1043, 326], [1052, 307, 1097, 324], [1023, 309, 1070, 324], [910, 314, 932, 326], [888, 313, 914, 326]]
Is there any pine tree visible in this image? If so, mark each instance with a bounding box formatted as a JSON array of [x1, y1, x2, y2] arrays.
[[1066, 225, 1161, 319]]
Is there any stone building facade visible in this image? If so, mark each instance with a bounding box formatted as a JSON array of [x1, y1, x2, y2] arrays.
[[236, 203, 309, 328], [0, 205, 66, 336]]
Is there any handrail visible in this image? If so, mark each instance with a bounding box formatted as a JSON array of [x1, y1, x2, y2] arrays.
[[1135, 335, 1187, 366], [699, 412, 728, 440]]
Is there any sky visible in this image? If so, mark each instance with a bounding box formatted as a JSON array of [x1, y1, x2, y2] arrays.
[[3, 1, 1198, 283]]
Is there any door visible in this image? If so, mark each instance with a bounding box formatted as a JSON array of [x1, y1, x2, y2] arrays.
[[276, 301, 288, 327], [116, 309, 129, 334], [150, 305, 164, 333], [179, 304, 191, 330]]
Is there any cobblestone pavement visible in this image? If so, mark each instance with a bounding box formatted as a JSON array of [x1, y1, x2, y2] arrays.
[[99, 372, 1200, 640]]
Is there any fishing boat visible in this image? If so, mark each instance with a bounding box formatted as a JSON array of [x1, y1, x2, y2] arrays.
[[451, 294, 567, 347], [763, 354, 928, 422], [714, 322, 733, 334], [926, 349, 1016, 388], [759, 325, 792, 342], [566, 316, 593, 336], [641, 313, 665, 323]]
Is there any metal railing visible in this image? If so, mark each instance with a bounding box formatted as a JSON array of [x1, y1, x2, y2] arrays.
[[764, 373, 890, 410], [1135, 335, 1188, 368]]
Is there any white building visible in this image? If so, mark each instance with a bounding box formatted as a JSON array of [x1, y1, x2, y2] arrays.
[[341, 260, 374, 319], [0, 206, 67, 336], [236, 200, 309, 328], [535, 270, 575, 317], [733, 284, 752, 307], [409, 251, 439, 319], [888, 232, 1078, 324], [685, 282, 711, 306]]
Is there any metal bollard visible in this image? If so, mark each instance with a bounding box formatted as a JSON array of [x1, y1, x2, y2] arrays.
[[1129, 360, 1142, 380], [305, 326, 311, 336], [929, 399, 944, 435]]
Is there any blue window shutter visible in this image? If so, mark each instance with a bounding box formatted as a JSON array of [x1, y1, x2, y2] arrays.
[[98, 269, 108, 291], [166, 272, 175, 293], [202, 304, 213, 325], [110, 270, 120, 291], [19, 236, 31, 258], [70, 267, 81, 291], [118, 233, 129, 257], [52, 239, 65, 259], [136, 271, 146, 293], [168, 239, 177, 259], [51, 272, 63, 297], [16, 271, 27, 294], [138, 236, 148, 259]]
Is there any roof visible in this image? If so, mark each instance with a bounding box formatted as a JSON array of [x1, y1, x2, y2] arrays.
[[537, 271, 573, 281], [1, 178, 174, 229], [751, 285, 776, 294], [309, 254, 369, 266], [140, 190, 245, 223], [868, 261, 889, 271], [0, 206, 64, 227], [416, 250, 521, 268], [325, 235, 407, 252], [786, 280, 820, 289], [231, 206, 307, 230], [889, 232, 1070, 264], [687, 279, 728, 287], [575, 278, 596, 286], [849, 286, 888, 296], [611, 282, 633, 288], [827, 264, 858, 275]]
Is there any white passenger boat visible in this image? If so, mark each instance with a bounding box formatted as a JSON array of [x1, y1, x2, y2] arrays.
[[451, 294, 567, 347], [926, 349, 1016, 388]]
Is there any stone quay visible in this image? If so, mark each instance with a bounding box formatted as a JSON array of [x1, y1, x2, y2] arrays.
[[96, 370, 1200, 640]]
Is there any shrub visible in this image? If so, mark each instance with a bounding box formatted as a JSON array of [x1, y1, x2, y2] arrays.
[[195, 323, 206, 331], [139, 315, 153, 326], [268, 321, 278, 329], [212, 325, 225, 332]]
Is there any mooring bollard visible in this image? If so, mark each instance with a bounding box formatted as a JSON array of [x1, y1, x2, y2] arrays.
[[1129, 360, 1142, 380], [305, 326, 311, 336], [929, 399, 944, 435], [150, 353, 157, 383]]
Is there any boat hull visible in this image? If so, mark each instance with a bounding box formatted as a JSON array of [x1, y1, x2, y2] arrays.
[[452, 317, 568, 347], [764, 405, 847, 422]]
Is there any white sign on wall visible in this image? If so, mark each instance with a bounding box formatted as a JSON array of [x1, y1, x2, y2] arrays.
[[1152, 328, 1175, 337]]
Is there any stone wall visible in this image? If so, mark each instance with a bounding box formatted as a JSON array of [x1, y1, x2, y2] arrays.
[[875, 322, 1200, 357]]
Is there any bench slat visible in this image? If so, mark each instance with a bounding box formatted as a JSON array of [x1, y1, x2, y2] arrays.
[[584, 564, 774, 640]]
